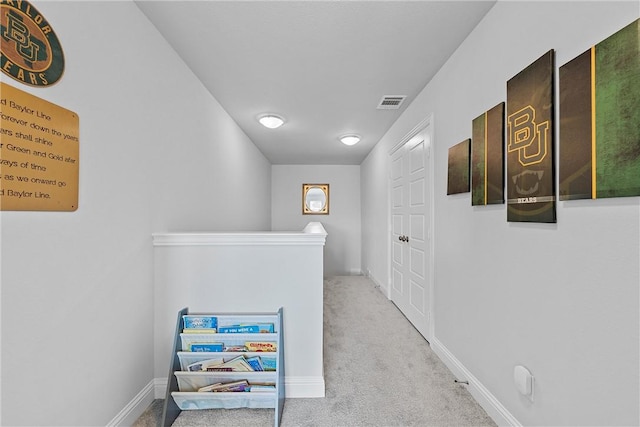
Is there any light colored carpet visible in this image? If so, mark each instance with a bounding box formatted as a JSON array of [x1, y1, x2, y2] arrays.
[[134, 276, 496, 426]]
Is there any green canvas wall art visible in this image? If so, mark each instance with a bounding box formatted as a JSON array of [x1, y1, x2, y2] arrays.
[[559, 18, 640, 200], [472, 102, 505, 206]]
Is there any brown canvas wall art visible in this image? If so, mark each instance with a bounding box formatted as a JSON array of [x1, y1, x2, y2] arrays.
[[447, 139, 470, 195], [506, 50, 556, 223]]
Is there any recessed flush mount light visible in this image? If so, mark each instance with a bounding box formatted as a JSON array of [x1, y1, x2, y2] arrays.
[[258, 114, 285, 129], [340, 134, 360, 146]]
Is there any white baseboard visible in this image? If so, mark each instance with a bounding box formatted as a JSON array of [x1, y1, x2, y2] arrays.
[[107, 379, 155, 427], [153, 375, 324, 399], [122, 343, 515, 426], [155, 377, 168, 399], [284, 376, 325, 397], [430, 338, 522, 427], [366, 271, 389, 299]]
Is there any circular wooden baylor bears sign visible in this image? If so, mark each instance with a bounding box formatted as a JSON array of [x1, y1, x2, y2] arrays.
[[0, 0, 64, 86]]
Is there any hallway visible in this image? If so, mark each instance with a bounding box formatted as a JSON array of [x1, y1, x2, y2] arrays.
[[136, 276, 494, 426]]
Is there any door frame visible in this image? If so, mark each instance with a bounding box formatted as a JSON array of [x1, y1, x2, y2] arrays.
[[387, 113, 435, 341]]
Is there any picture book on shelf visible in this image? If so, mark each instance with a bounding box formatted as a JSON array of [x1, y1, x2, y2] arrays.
[[249, 384, 276, 392], [197, 380, 249, 393], [189, 343, 224, 352], [261, 357, 277, 371], [223, 345, 247, 352], [188, 354, 275, 372], [205, 367, 234, 372], [218, 323, 274, 334], [187, 358, 224, 372], [245, 341, 277, 352], [183, 315, 217, 330], [246, 356, 264, 371], [215, 355, 253, 372], [197, 382, 222, 392]]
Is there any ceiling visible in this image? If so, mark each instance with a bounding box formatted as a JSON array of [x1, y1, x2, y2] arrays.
[[135, 1, 496, 165]]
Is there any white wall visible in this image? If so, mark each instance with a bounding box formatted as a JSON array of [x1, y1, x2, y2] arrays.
[[272, 165, 361, 276], [361, 135, 392, 286], [362, 2, 639, 426], [1, 1, 271, 425]]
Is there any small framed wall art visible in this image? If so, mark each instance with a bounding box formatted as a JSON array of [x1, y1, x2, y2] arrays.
[[302, 184, 329, 214]]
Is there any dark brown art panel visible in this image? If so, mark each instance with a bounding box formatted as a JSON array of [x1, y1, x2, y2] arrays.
[[559, 50, 592, 200], [447, 139, 470, 195], [486, 102, 505, 205], [506, 50, 556, 223]]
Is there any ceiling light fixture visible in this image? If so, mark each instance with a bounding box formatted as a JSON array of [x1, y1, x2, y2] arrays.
[[340, 134, 360, 146], [258, 114, 285, 129]]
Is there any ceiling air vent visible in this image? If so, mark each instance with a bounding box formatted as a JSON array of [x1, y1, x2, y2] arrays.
[[377, 95, 406, 110]]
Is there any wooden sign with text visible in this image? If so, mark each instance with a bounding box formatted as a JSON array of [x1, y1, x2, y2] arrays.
[[0, 82, 79, 211]]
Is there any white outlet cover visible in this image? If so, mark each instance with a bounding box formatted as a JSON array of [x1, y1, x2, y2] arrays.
[[514, 365, 534, 397]]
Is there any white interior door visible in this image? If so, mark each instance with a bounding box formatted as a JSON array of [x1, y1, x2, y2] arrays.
[[389, 129, 432, 341]]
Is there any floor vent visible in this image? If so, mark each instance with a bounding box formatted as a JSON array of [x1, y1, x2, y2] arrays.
[[377, 95, 406, 110]]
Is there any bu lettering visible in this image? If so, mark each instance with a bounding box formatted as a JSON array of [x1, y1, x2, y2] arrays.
[[507, 105, 550, 167]]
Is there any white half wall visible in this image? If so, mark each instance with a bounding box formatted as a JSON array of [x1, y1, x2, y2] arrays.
[[362, 2, 639, 426], [272, 165, 361, 276], [152, 225, 327, 398]]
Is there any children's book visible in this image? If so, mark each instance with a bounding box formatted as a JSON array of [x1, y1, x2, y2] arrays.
[[218, 325, 260, 333], [218, 323, 274, 333], [246, 356, 264, 372], [187, 358, 224, 372], [220, 355, 253, 372], [197, 382, 222, 392], [245, 341, 277, 352], [249, 384, 276, 392], [204, 355, 254, 372], [183, 316, 217, 330], [189, 342, 224, 352], [223, 345, 247, 352], [198, 380, 249, 393], [261, 357, 277, 371]]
